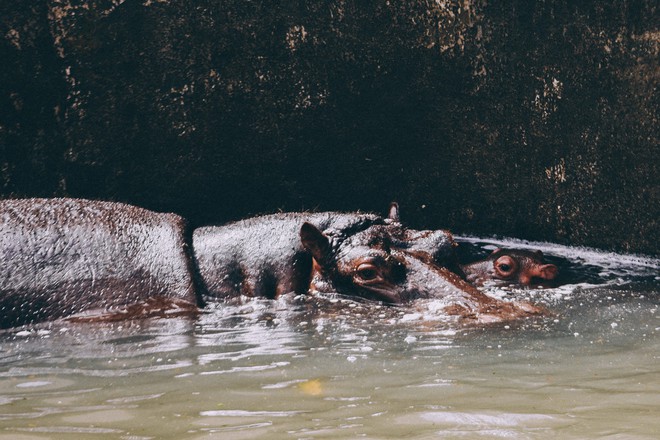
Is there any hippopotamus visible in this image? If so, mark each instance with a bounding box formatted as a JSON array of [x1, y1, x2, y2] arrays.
[[193, 204, 459, 303], [0, 198, 199, 328], [0, 198, 543, 328], [460, 248, 559, 287], [192, 205, 542, 321]]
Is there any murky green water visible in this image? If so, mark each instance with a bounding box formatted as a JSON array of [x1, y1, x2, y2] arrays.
[[0, 239, 658, 439]]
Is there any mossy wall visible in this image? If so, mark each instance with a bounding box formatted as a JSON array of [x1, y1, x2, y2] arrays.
[[1, 1, 658, 254]]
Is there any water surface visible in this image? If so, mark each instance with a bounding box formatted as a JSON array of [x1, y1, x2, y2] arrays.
[[1, 238, 658, 439]]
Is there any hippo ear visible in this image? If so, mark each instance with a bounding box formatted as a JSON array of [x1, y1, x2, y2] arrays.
[[539, 264, 558, 280], [535, 250, 544, 258], [387, 202, 400, 222], [490, 248, 502, 255], [300, 222, 332, 267]]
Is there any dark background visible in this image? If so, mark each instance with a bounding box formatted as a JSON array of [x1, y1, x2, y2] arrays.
[[1, 1, 658, 255]]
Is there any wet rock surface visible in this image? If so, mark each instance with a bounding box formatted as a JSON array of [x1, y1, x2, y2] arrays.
[[1, 1, 657, 255]]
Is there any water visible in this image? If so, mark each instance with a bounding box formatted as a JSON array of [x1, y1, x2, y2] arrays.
[[0, 238, 658, 439]]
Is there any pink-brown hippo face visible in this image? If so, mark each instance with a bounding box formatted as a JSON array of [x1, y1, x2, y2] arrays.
[[461, 248, 558, 287]]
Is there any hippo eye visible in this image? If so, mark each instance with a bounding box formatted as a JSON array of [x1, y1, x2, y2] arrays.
[[494, 256, 517, 278], [356, 264, 378, 281]]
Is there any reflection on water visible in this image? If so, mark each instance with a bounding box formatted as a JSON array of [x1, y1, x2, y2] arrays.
[[0, 238, 658, 439]]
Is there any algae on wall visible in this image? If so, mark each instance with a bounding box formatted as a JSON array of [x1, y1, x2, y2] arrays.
[[1, 0, 658, 255]]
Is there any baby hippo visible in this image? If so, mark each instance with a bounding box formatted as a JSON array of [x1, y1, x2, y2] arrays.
[[461, 248, 558, 287]]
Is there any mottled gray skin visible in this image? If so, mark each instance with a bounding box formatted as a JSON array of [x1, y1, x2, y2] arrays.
[[1, 199, 544, 328], [0, 198, 198, 328], [193, 212, 393, 300], [385, 203, 459, 270], [193, 203, 461, 303], [461, 248, 559, 287], [192, 210, 543, 323]]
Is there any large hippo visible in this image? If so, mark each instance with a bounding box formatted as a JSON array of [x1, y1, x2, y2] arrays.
[[0, 198, 542, 328], [193, 210, 458, 303]]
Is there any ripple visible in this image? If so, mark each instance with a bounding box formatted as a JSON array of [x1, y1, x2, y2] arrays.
[[106, 393, 164, 404], [261, 379, 307, 390], [0, 360, 193, 378], [199, 361, 290, 375], [62, 409, 134, 423], [200, 410, 307, 417], [11, 426, 124, 434], [15, 381, 52, 388], [417, 411, 558, 426]]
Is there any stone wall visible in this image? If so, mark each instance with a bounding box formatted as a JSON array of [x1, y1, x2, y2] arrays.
[[1, 1, 658, 255]]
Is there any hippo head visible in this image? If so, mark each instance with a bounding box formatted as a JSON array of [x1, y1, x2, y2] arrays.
[[299, 220, 467, 304], [382, 202, 459, 268], [462, 248, 558, 287]]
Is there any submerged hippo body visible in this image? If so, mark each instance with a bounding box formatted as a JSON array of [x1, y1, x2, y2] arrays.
[[461, 248, 559, 287], [0, 198, 198, 328]]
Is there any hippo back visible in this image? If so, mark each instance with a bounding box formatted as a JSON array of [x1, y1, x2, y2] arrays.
[[0, 198, 197, 328]]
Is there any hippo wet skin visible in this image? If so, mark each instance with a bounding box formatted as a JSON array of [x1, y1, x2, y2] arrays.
[[193, 210, 460, 303], [1, 198, 543, 328], [461, 248, 559, 287], [193, 208, 543, 322], [0, 198, 199, 328]]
